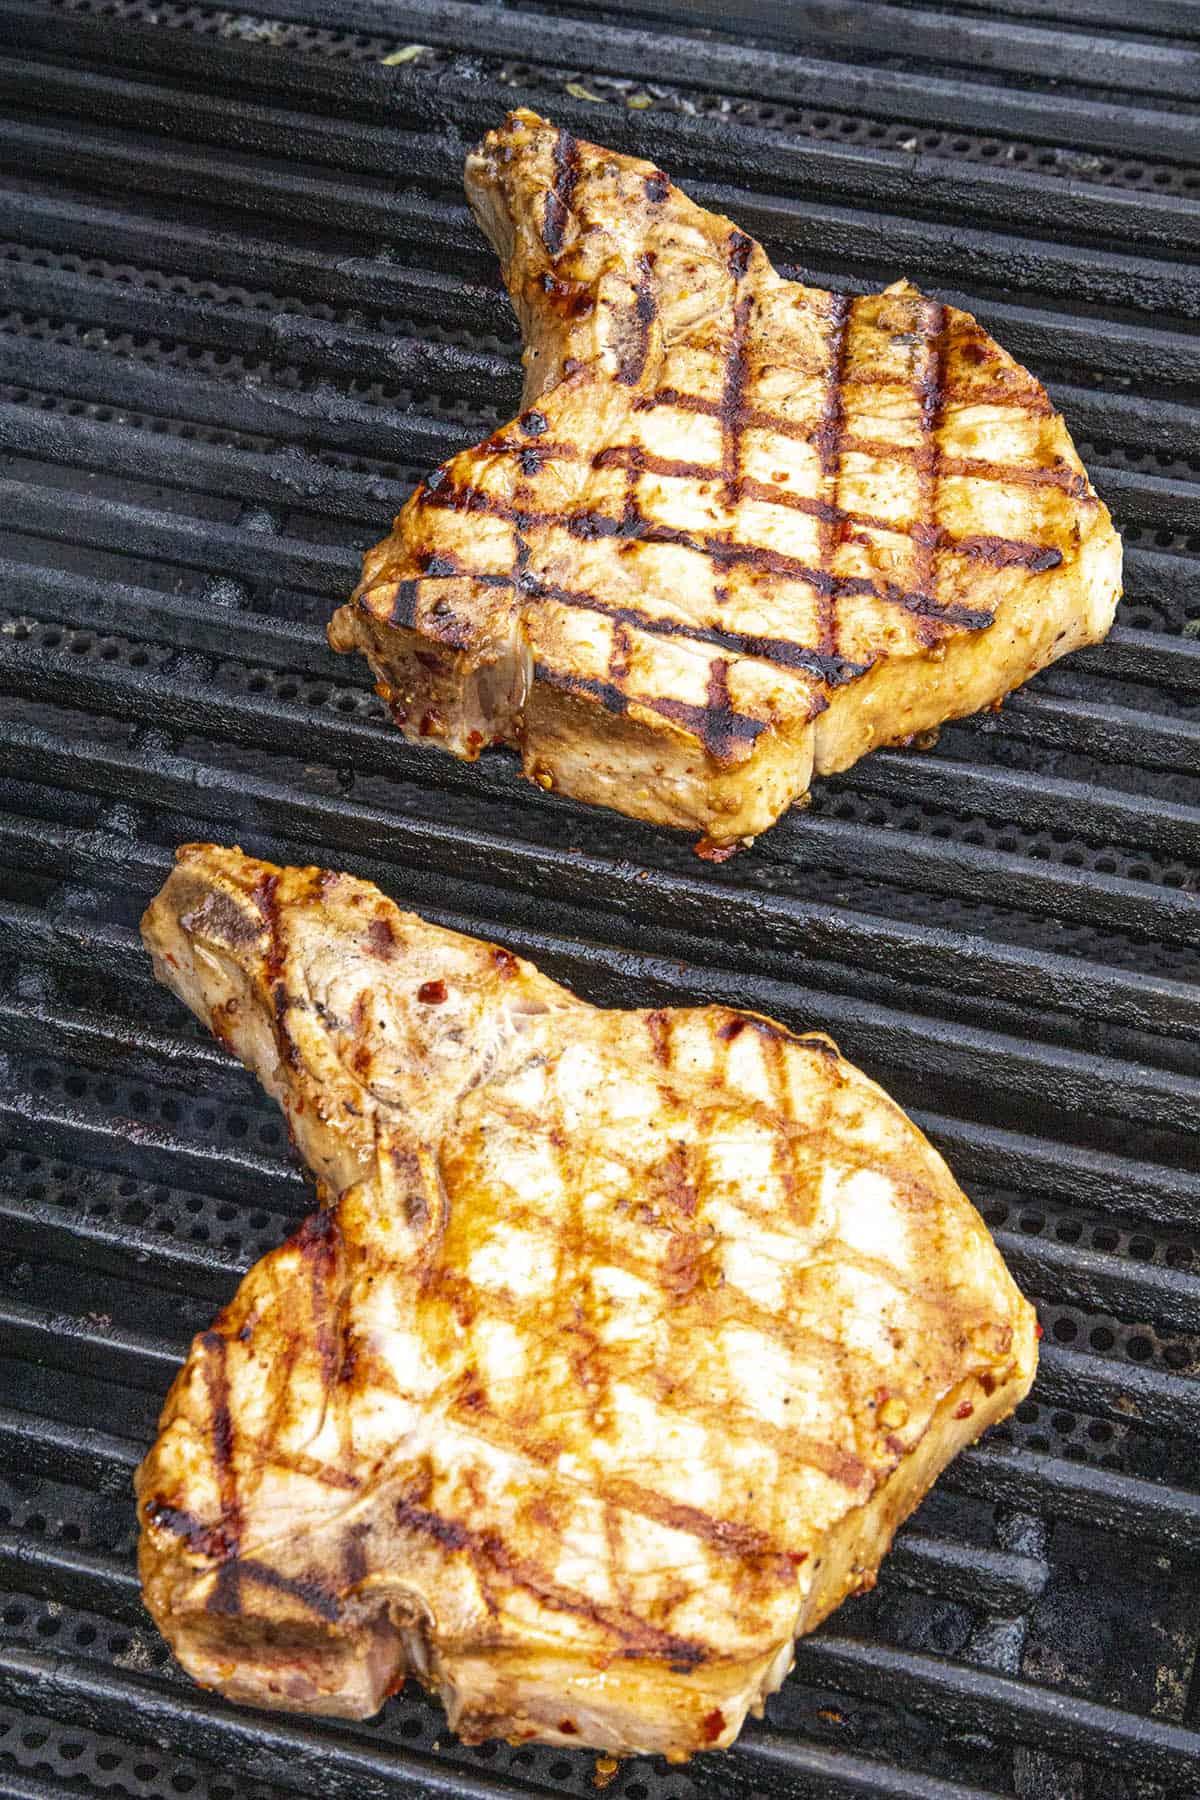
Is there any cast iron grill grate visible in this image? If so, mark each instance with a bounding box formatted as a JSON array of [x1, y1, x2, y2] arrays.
[[0, 1, 1197, 1796]]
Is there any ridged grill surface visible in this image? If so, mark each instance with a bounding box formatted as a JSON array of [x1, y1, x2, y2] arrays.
[[0, 2, 1197, 1797]]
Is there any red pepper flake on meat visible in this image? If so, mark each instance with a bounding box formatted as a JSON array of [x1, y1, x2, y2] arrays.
[[954, 1400, 975, 1420], [694, 836, 738, 862], [417, 979, 448, 1004], [701, 1709, 725, 1743]]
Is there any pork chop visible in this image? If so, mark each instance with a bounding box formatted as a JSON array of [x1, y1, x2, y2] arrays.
[[137, 844, 1037, 1758], [328, 108, 1121, 849]]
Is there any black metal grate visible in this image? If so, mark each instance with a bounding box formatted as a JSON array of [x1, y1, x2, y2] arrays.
[[0, 1, 1197, 1796]]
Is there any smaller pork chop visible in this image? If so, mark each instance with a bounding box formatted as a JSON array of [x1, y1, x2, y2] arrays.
[[329, 109, 1121, 848]]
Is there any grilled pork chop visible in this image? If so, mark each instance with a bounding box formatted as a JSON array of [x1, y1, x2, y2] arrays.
[[329, 109, 1121, 849], [137, 844, 1037, 1757]]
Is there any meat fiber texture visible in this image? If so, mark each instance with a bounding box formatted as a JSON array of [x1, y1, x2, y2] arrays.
[[137, 844, 1037, 1759], [329, 109, 1121, 848]]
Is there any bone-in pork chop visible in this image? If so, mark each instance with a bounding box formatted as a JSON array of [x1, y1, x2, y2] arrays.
[[137, 844, 1037, 1758], [329, 109, 1120, 849]]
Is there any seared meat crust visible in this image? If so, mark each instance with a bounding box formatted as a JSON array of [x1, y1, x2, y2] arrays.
[[329, 109, 1121, 845], [137, 845, 1037, 1757]]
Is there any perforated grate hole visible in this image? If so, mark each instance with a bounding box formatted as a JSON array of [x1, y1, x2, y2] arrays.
[[0, 1698, 292, 1799]]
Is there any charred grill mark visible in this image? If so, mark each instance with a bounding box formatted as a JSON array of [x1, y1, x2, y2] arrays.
[[738, 473, 847, 526], [644, 169, 669, 205], [705, 656, 732, 736], [542, 128, 581, 257], [594, 444, 715, 485], [477, 1528, 711, 1670], [538, 270, 595, 320], [200, 1327, 241, 1610], [757, 1024, 792, 1220], [719, 288, 754, 507], [762, 1029, 799, 1213], [912, 300, 948, 624], [949, 534, 1063, 571], [941, 452, 1089, 496], [396, 1495, 473, 1553], [295, 1209, 341, 1390], [204, 1334, 236, 1501], [602, 1480, 779, 1561], [259, 1449, 359, 1490], [646, 1010, 672, 1066], [943, 379, 1053, 416], [727, 229, 754, 281], [606, 619, 633, 685], [367, 914, 398, 959], [618, 255, 657, 388], [513, 529, 531, 597], [839, 577, 993, 632], [208, 1561, 242, 1614], [652, 1141, 699, 1220], [532, 662, 765, 760], [814, 293, 852, 658], [422, 551, 459, 577], [207, 1558, 343, 1623], [144, 1501, 233, 1560], [272, 985, 302, 1071], [251, 872, 284, 984], [420, 549, 512, 589], [343, 1524, 369, 1587], [812, 296, 853, 479], [251, 870, 300, 1073], [455, 1370, 489, 1415], [389, 1142, 431, 1232], [641, 385, 728, 418], [616, 440, 645, 622], [389, 580, 418, 627]]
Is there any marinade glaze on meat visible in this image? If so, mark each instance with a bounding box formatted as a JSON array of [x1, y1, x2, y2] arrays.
[[137, 845, 1037, 1758], [329, 110, 1121, 847]]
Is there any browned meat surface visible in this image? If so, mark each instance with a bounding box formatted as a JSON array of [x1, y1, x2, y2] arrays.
[[137, 844, 1037, 1758], [329, 109, 1121, 848]]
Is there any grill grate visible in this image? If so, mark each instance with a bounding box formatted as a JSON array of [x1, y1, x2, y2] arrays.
[[1, 1, 1198, 1796]]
